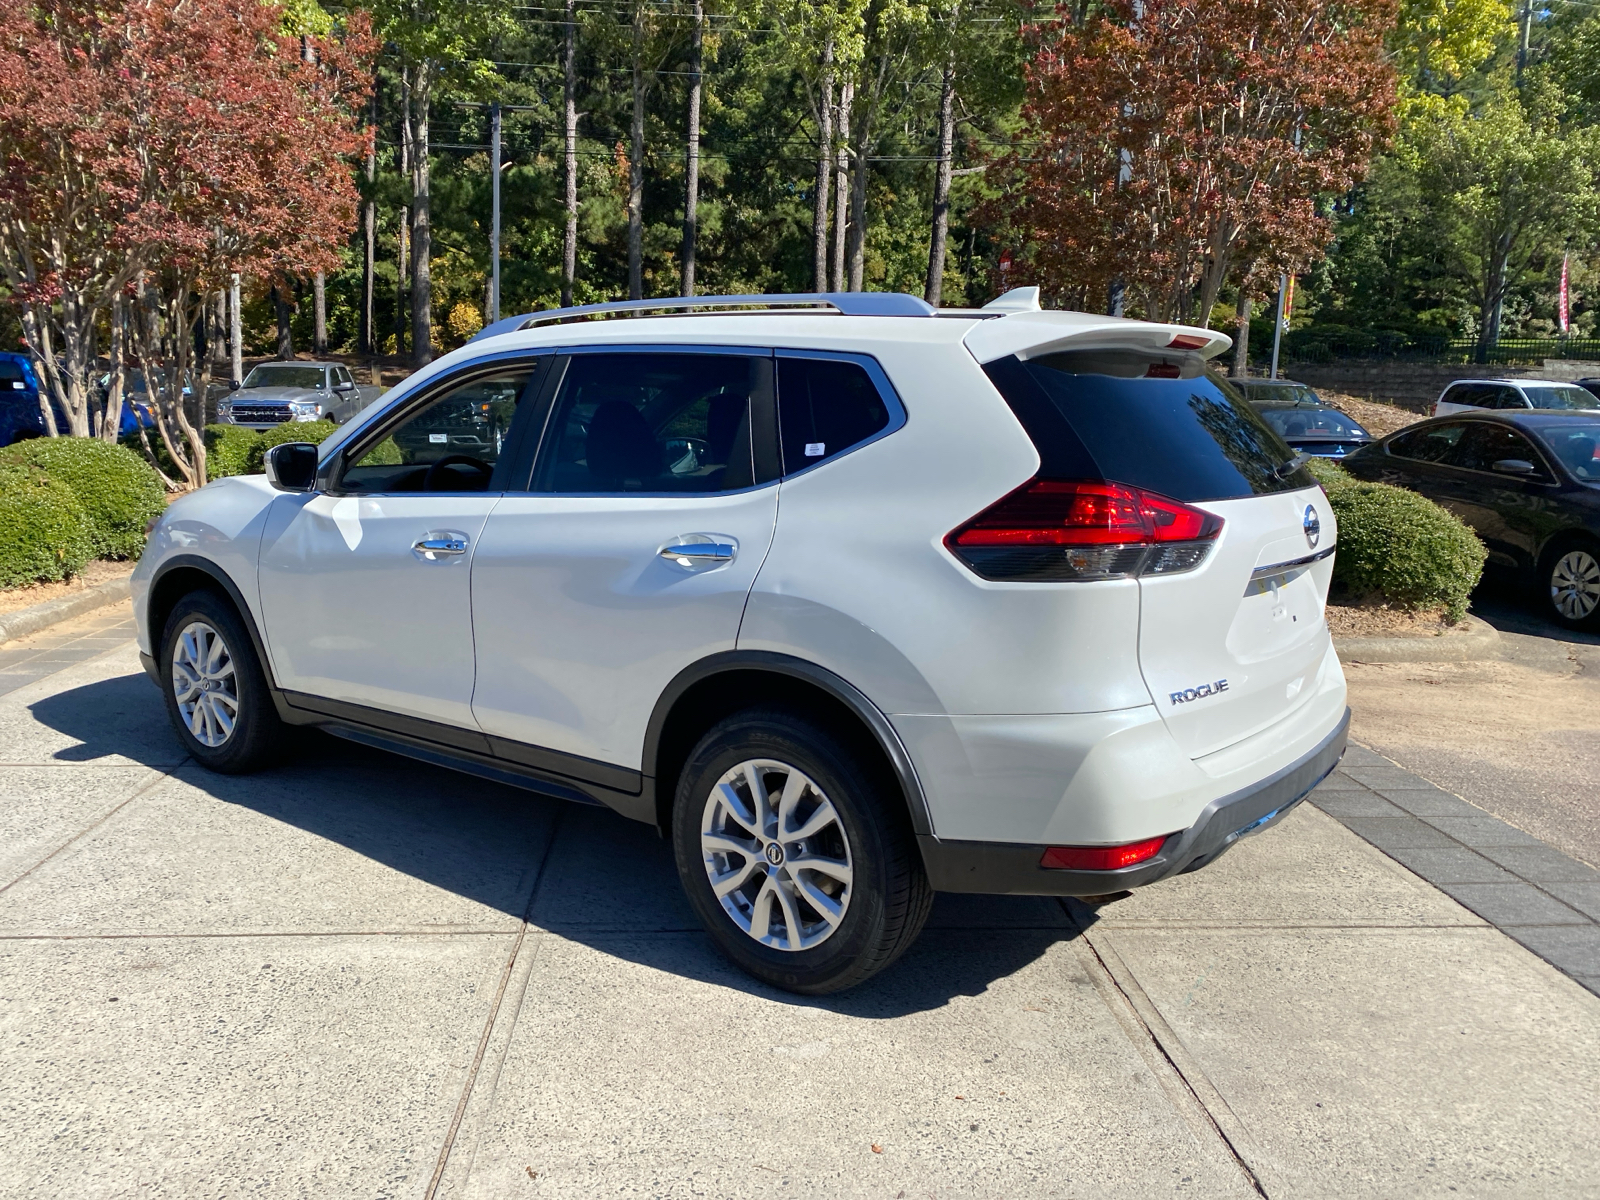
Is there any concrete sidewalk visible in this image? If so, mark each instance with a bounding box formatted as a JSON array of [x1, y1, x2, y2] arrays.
[[1, 615, 1596, 1198]]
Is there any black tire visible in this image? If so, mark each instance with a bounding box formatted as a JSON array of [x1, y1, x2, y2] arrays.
[[671, 708, 933, 995], [1539, 538, 1600, 631], [159, 589, 284, 772]]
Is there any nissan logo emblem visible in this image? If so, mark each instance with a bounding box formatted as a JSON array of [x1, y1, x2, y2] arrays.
[[1303, 504, 1321, 549]]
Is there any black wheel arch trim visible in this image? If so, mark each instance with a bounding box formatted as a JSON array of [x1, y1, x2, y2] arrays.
[[643, 650, 934, 838], [145, 555, 286, 708]]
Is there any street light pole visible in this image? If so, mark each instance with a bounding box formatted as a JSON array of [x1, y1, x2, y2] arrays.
[[489, 101, 501, 324], [1270, 274, 1287, 380]]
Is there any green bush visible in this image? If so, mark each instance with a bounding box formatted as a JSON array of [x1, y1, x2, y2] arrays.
[[246, 420, 338, 473], [0, 438, 165, 560], [0, 464, 94, 587], [204, 424, 260, 480], [1311, 462, 1486, 620]]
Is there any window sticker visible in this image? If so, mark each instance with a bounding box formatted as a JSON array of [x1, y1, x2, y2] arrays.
[[805, 442, 825, 457], [429, 433, 448, 444]]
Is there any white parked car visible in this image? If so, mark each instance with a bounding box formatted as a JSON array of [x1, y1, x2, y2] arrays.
[[1432, 377, 1600, 417], [132, 290, 1349, 994]]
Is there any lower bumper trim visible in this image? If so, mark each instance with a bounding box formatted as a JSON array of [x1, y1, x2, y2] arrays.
[[918, 706, 1350, 896]]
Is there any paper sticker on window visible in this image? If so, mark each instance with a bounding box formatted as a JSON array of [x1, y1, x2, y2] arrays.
[[429, 433, 448, 444], [805, 442, 825, 457]]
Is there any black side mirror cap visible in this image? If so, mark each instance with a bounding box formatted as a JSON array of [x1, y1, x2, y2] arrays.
[[264, 442, 319, 492], [1491, 458, 1536, 476], [228, 379, 241, 391]]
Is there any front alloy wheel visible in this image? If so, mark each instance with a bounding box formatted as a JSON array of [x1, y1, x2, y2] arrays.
[[701, 760, 854, 952], [171, 620, 239, 747], [1549, 547, 1600, 626]]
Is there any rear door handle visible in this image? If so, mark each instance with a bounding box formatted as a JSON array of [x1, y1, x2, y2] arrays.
[[413, 535, 468, 558], [659, 541, 736, 563]]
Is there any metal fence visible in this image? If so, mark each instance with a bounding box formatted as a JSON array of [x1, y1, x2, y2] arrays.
[[1275, 332, 1600, 366]]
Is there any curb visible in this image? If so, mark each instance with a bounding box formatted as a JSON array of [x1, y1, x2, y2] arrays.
[[0, 576, 132, 647], [1334, 614, 1501, 664]]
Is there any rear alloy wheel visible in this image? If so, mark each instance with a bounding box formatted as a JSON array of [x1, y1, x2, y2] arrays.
[[1546, 545, 1600, 629], [160, 590, 284, 772], [672, 710, 932, 994]]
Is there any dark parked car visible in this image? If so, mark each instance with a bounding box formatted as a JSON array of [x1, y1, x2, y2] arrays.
[[1236, 378, 1324, 407], [0, 351, 68, 446], [1342, 411, 1600, 629], [1254, 403, 1372, 459]]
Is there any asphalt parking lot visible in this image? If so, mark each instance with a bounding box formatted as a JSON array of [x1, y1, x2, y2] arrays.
[[2, 606, 1598, 1198]]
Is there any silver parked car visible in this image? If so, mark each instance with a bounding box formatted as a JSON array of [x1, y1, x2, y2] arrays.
[[218, 362, 380, 429]]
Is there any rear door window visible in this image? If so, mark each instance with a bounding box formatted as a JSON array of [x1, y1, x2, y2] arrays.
[[532, 352, 768, 493], [775, 354, 896, 475], [982, 351, 1311, 501], [1388, 423, 1467, 463]]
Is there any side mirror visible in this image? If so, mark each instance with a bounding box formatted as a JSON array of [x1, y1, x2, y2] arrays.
[[334, 381, 354, 392], [229, 379, 241, 391], [1491, 458, 1536, 476], [264, 442, 319, 492]]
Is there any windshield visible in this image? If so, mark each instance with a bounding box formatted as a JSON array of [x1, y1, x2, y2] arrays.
[[243, 365, 326, 390], [1244, 382, 1321, 407], [1523, 386, 1598, 411], [1536, 423, 1600, 480], [1259, 408, 1369, 439]]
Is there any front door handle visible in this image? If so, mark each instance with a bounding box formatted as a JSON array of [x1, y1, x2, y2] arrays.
[[659, 541, 736, 564], [413, 535, 468, 559]]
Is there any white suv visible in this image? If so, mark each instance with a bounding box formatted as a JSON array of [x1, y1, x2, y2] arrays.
[[133, 290, 1349, 993], [1432, 377, 1600, 417]]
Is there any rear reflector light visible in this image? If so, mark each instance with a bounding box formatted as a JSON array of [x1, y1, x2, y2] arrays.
[[1166, 334, 1210, 350], [1041, 836, 1169, 871], [946, 479, 1223, 582]]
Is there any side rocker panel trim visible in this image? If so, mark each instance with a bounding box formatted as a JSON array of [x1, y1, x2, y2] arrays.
[[644, 650, 934, 837]]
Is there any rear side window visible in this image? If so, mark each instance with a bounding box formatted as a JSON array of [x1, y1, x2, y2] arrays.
[[1389, 423, 1467, 462], [982, 351, 1311, 502], [776, 355, 892, 475]]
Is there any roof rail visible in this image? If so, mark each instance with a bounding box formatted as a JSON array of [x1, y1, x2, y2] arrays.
[[470, 291, 936, 343]]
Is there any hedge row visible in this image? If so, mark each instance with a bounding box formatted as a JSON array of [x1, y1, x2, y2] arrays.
[[204, 421, 338, 479], [1307, 458, 1486, 621], [0, 440, 164, 588]]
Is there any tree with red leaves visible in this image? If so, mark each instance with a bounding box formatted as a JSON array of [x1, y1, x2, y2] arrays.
[[992, 0, 1397, 326], [0, 0, 373, 486]]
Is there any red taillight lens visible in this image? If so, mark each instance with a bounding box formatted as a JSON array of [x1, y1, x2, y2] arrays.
[[1166, 333, 1210, 350], [1040, 835, 1168, 871], [945, 479, 1222, 581]]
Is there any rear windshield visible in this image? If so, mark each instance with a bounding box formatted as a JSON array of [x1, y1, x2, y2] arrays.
[[1242, 382, 1320, 406], [1524, 386, 1598, 411], [983, 351, 1313, 501], [0, 362, 25, 383]]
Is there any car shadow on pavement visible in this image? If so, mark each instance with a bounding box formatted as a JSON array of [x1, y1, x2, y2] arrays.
[[28, 676, 1081, 1017], [1470, 575, 1600, 646]]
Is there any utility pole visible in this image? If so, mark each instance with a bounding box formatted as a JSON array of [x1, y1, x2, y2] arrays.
[[1270, 274, 1287, 380], [490, 100, 501, 324]]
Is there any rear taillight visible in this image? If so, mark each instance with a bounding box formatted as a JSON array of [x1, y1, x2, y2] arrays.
[[1040, 835, 1169, 871], [945, 479, 1223, 582]]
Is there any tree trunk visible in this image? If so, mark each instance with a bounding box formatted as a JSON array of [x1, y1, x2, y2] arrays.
[[360, 76, 377, 356], [925, 53, 956, 307], [410, 62, 433, 368], [681, 0, 703, 297], [100, 294, 127, 442], [396, 66, 412, 356], [628, 3, 646, 301], [832, 81, 852, 291], [847, 129, 869, 292], [813, 40, 835, 293], [1231, 287, 1251, 377], [313, 271, 327, 355], [273, 284, 294, 359], [229, 274, 242, 385], [563, 0, 578, 308]]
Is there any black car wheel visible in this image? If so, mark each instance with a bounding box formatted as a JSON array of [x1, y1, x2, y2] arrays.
[[1542, 541, 1600, 630], [160, 591, 285, 772], [671, 708, 933, 995]]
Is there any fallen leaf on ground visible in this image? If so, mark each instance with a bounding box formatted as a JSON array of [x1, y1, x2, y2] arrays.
[[871, 1143, 883, 1154]]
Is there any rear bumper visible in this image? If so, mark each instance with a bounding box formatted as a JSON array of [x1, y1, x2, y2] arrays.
[[918, 706, 1349, 895]]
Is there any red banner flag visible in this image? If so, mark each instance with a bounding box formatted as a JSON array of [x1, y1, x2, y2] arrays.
[[1559, 254, 1571, 334]]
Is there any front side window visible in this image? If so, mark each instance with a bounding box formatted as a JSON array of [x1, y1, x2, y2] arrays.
[[532, 352, 763, 493], [341, 364, 539, 493], [243, 364, 327, 390], [1389, 423, 1467, 463], [1450, 424, 1552, 478], [776, 355, 894, 474]]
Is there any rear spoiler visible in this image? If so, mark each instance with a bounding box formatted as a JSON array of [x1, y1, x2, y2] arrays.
[[962, 309, 1233, 366]]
